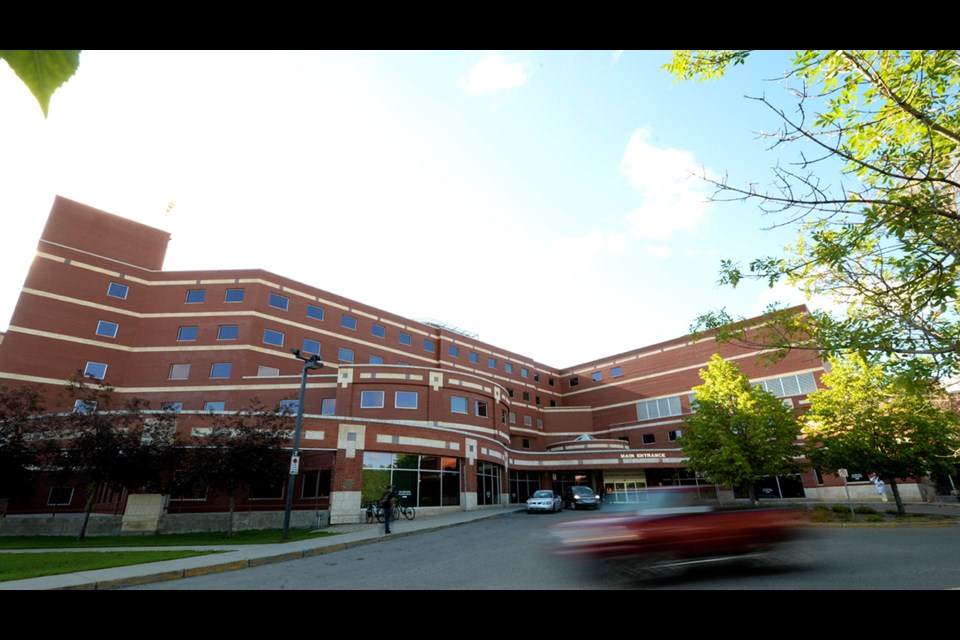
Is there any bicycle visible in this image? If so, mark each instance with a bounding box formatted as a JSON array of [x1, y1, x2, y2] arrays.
[[365, 499, 416, 523]]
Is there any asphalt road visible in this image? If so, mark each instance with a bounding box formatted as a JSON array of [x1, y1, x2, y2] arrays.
[[121, 509, 960, 590]]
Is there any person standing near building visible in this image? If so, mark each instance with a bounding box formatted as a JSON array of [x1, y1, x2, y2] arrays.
[[381, 484, 397, 534], [869, 473, 888, 502]]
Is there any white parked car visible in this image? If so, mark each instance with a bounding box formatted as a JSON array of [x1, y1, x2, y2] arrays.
[[527, 489, 562, 513]]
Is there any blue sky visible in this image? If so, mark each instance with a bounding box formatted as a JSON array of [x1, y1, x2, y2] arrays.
[[0, 50, 827, 368]]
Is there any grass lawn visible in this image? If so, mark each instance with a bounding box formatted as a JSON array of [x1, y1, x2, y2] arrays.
[[0, 528, 333, 550], [0, 550, 219, 582], [0, 529, 336, 582]]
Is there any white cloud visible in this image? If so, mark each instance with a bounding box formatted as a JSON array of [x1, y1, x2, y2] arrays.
[[641, 243, 671, 259], [459, 55, 529, 96], [620, 128, 714, 239]]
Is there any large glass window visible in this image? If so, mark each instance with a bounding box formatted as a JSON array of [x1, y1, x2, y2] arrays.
[[96, 320, 118, 338], [477, 461, 502, 506], [396, 391, 418, 409], [168, 363, 190, 380], [302, 339, 321, 356], [210, 362, 232, 379], [84, 361, 107, 379], [451, 396, 467, 414], [224, 288, 245, 302], [279, 399, 299, 414], [204, 401, 225, 411], [399, 332, 412, 346], [469, 352, 479, 364], [263, 329, 284, 346], [361, 452, 461, 508], [269, 293, 289, 310], [423, 339, 435, 352], [360, 390, 385, 408], [636, 395, 683, 421], [372, 323, 386, 338], [338, 347, 354, 363], [107, 282, 129, 299], [321, 398, 336, 415], [448, 345, 460, 358], [341, 314, 357, 330], [185, 289, 206, 304], [218, 325, 238, 340], [178, 326, 199, 341], [307, 304, 325, 321]]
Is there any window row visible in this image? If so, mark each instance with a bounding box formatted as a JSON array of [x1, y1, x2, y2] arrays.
[[635, 395, 683, 422], [754, 372, 817, 398], [75, 398, 337, 415], [359, 390, 420, 410]]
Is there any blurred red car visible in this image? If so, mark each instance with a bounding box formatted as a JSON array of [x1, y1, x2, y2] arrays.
[[551, 487, 806, 581]]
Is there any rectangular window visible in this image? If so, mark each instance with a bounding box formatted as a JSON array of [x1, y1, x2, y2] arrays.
[[338, 347, 354, 363], [488, 357, 496, 368], [263, 329, 284, 346], [302, 339, 321, 356], [449, 345, 460, 357], [217, 325, 239, 340], [369, 355, 384, 364], [269, 292, 289, 310], [423, 339, 435, 352], [307, 304, 325, 321], [399, 332, 412, 346], [96, 320, 118, 338], [210, 362, 232, 378], [204, 401, 225, 412], [73, 399, 96, 414], [548, 378, 555, 387], [534, 373, 539, 382], [321, 398, 336, 415], [224, 288, 245, 302], [521, 367, 529, 378], [372, 323, 386, 338], [161, 402, 183, 412], [537, 418, 543, 429], [569, 377, 579, 387], [535, 396, 541, 405], [611, 366, 622, 378], [47, 487, 74, 506], [505, 363, 513, 373], [509, 412, 516, 424], [451, 396, 468, 414], [523, 415, 533, 426], [258, 365, 280, 377], [279, 399, 299, 414], [522, 391, 530, 401], [668, 429, 682, 442], [185, 289, 206, 304], [168, 364, 191, 380], [107, 282, 129, 299], [507, 388, 514, 398], [475, 401, 488, 417], [395, 391, 418, 409], [642, 433, 656, 445], [178, 326, 199, 341], [592, 371, 602, 382], [84, 361, 107, 380], [636, 396, 683, 421], [549, 399, 557, 407], [469, 352, 479, 364], [341, 314, 357, 330], [501, 409, 507, 424], [522, 439, 531, 450], [360, 390, 385, 408]]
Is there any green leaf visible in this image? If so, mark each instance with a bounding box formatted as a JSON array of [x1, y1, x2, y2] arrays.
[[0, 50, 80, 117]]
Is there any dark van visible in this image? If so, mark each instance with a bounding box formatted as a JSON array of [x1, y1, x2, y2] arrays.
[[563, 485, 601, 510]]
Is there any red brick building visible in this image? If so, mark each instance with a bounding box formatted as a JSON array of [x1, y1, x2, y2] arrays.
[[0, 197, 841, 527]]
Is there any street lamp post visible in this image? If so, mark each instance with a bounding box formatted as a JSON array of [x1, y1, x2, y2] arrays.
[[282, 348, 323, 539]]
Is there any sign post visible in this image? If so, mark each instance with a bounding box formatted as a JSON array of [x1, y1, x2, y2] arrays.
[[838, 468, 856, 521]]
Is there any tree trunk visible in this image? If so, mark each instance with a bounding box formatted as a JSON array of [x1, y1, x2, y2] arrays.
[[227, 492, 235, 538], [746, 483, 757, 507], [77, 482, 97, 541], [889, 478, 906, 516]]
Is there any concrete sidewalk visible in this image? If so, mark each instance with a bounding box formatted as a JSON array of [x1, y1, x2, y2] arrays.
[[0, 505, 523, 590]]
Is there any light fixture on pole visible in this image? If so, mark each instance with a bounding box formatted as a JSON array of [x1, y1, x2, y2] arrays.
[[282, 347, 323, 539]]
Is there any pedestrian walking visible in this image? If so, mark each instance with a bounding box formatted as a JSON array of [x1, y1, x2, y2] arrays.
[[869, 472, 888, 502], [380, 484, 397, 534]]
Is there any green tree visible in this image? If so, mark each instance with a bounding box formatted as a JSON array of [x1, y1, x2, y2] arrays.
[[0, 50, 80, 117], [803, 354, 960, 515], [0, 385, 54, 504], [683, 354, 802, 505], [56, 377, 181, 540], [181, 399, 290, 537], [666, 51, 960, 379]]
